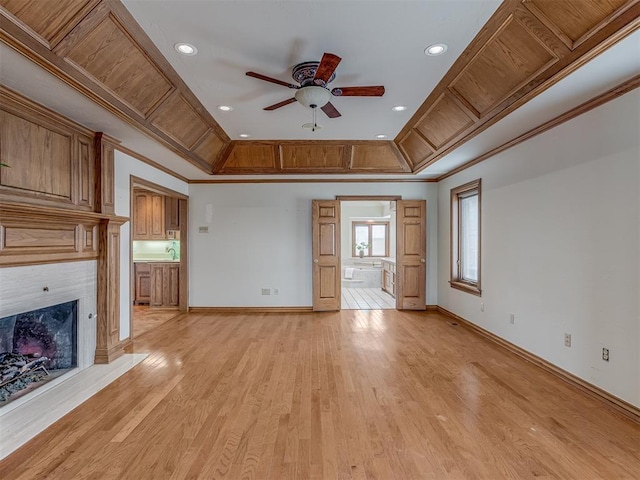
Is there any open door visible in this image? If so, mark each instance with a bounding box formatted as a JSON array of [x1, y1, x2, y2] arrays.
[[396, 200, 426, 310], [312, 200, 341, 311]]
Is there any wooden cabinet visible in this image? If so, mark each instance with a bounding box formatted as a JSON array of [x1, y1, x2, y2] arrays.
[[382, 260, 396, 298], [148, 262, 180, 307], [165, 196, 180, 231], [134, 262, 151, 305], [133, 190, 165, 240]]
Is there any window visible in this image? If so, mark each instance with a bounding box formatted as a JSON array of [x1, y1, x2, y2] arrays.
[[352, 222, 389, 257], [450, 179, 481, 295]]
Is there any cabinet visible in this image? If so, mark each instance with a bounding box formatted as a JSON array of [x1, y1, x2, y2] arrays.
[[382, 260, 396, 298], [149, 263, 180, 307], [165, 196, 180, 231], [134, 263, 151, 304], [133, 191, 165, 240]]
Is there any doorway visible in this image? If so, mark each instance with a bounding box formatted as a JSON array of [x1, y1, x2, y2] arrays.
[[129, 177, 188, 339], [311, 197, 426, 312], [340, 200, 396, 310]]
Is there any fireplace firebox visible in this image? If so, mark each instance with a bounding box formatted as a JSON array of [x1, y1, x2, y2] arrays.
[[0, 300, 78, 404]]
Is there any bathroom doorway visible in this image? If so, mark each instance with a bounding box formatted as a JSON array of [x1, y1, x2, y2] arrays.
[[340, 199, 397, 310]]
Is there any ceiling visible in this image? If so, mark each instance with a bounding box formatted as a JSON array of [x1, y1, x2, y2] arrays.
[[0, 1, 638, 181], [121, 0, 501, 142]]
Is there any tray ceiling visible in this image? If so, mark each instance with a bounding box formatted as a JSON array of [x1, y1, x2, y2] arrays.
[[0, 0, 638, 180]]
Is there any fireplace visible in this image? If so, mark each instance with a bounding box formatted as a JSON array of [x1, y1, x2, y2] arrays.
[[0, 300, 78, 404]]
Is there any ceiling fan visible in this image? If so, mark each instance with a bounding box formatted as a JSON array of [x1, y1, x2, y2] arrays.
[[246, 52, 385, 120]]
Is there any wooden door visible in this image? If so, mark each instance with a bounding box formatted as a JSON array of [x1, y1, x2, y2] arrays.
[[396, 200, 426, 310], [165, 264, 180, 306], [150, 264, 165, 307], [312, 200, 341, 311], [133, 193, 150, 239], [149, 194, 165, 239]]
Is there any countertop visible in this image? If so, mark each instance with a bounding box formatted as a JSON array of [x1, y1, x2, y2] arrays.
[[133, 258, 180, 263]]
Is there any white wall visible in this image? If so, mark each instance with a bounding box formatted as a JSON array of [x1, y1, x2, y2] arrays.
[[437, 90, 639, 407], [189, 183, 437, 307], [113, 151, 189, 340]]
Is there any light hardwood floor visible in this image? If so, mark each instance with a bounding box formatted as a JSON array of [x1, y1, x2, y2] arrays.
[[132, 305, 182, 338], [1, 310, 638, 479]]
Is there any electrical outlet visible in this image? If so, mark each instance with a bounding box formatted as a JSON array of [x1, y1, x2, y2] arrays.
[[509, 313, 515, 324], [261, 288, 271, 296], [564, 333, 571, 347], [273, 288, 279, 295], [602, 347, 609, 362], [480, 303, 485, 312]]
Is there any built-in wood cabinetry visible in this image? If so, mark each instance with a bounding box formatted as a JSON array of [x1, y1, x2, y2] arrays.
[[382, 260, 396, 298], [134, 262, 179, 307], [133, 190, 166, 240], [149, 263, 180, 307], [165, 196, 180, 231], [134, 262, 151, 305]]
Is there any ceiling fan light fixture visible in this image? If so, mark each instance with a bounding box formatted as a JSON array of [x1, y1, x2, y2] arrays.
[[175, 43, 197, 55], [294, 86, 331, 109], [425, 43, 447, 56]]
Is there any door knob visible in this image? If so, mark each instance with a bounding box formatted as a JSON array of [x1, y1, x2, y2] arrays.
[[313, 259, 319, 263], [421, 259, 426, 263]]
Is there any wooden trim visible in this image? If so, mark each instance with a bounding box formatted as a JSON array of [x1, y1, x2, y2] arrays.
[[115, 144, 190, 184], [425, 305, 438, 311], [130, 176, 188, 200], [188, 306, 314, 314], [189, 178, 436, 184], [435, 306, 640, 424], [437, 75, 640, 181], [336, 195, 402, 201]]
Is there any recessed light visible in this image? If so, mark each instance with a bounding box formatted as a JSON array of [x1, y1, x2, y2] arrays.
[[175, 43, 197, 55], [239, 133, 250, 138], [217, 105, 233, 112], [425, 43, 448, 56], [375, 134, 387, 139], [392, 105, 407, 112]]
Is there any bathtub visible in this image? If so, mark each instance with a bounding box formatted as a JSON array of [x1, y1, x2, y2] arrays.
[[342, 264, 382, 289]]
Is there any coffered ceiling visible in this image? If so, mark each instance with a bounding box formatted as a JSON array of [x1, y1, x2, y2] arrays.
[[0, 0, 638, 180]]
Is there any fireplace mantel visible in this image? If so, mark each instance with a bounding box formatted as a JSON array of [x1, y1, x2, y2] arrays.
[[0, 202, 128, 267]]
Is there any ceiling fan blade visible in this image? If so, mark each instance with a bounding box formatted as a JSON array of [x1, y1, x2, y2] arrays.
[[264, 98, 297, 110], [246, 71, 297, 89], [331, 86, 385, 97], [313, 53, 341, 85], [321, 102, 341, 118]]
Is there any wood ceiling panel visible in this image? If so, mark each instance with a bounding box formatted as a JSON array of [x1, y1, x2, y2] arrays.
[[62, 14, 173, 117], [350, 144, 409, 172], [150, 93, 209, 149], [193, 131, 226, 168], [524, 0, 631, 49], [398, 131, 434, 167], [0, 0, 99, 48], [415, 92, 477, 149], [451, 15, 558, 115], [222, 144, 278, 171], [280, 145, 346, 171]]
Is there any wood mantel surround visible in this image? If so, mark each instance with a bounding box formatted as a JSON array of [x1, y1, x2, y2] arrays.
[[1, 0, 638, 177], [0, 86, 128, 364]]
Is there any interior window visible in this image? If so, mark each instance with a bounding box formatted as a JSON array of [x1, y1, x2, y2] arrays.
[[450, 179, 481, 295], [352, 222, 389, 257]]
